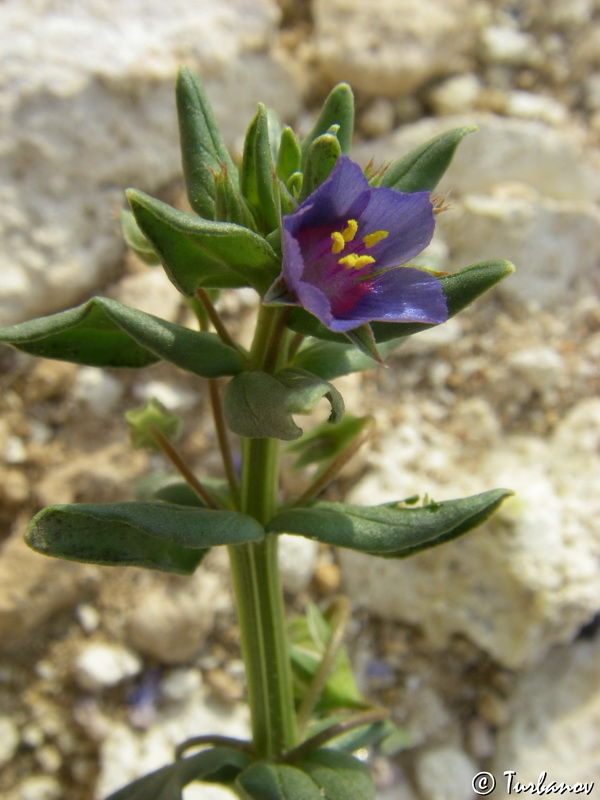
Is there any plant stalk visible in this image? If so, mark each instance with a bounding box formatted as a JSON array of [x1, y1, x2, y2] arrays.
[[227, 305, 297, 759]]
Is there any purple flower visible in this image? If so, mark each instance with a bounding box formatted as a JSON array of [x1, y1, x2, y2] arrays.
[[269, 156, 448, 333]]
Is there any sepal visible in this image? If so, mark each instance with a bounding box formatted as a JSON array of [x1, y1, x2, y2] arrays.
[[299, 130, 342, 201], [378, 126, 477, 193], [300, 83, 354, 166], [176, 67, 238, 219], [240, 103, 280, 234]]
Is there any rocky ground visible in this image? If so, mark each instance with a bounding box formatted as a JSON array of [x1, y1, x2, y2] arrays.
[[2, 1, 600, 799]]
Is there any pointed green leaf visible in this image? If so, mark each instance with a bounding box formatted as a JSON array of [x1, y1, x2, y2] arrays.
[[289, 604, 367, 714], [127, 190, 280, 294], [286, 260, 515, 344], [300, 83, 354, 166], [291, 339, 401, 380], [297, 749, 375, 800], [119, 209, 160, 265], [240, 104, 280, 234], [223, 369, 344, 440], [214, 166, 258, 230], [237, 761, 322, 800], [299, 132, 342, 201], [276, 126, 302, 183], [26, 502, 264, 573], [267, 489, 513, 557], [135, 474, 233, 510], [379, 126, 477, 193], [105, 746, 251, 800], [176, 67, 237, 219], [0, 297, 245, 377]]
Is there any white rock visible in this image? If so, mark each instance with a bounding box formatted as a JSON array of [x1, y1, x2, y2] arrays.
[[17, 776, 62, 800], [415, 745, 478, 800], [133, 379, 198, 412], [360, 98, 396, 137], [506, 346, 564, 396], [313, 0, 473, 96], [0, 715, 19, 768], [339, 399, 600, 669], [426, 74, 482, 115], [72, 368, 124, 417], [480, 25, 540, 67], [278, 533, 319, 594], [126, 571, 222, 664], [0, 0, 299, 326], [160, 668, 203, 703], [504, 91, 569, 126], [95, 682, 249, 799], [108, 268, 183, 323], [352, 114, 600, 204], [74, 642, 142, 691], [494, 634, 600, 784], [76, 603, 101, 635], [439, 194, 600, 306]]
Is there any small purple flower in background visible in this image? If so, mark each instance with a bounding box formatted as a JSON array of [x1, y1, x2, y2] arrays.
[[269, 156, 448, 333]]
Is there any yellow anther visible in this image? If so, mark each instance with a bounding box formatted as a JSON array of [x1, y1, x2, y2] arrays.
[[363, 229, 389, 248], [330, 231, 346, 254], [341, 219, 358, 242], [338, 254, 375, 270]]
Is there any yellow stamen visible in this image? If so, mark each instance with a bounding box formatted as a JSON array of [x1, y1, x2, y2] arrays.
[[330, 231, 345, 254], [338, 254, 375, 270], [363, 229, 389, 248], [341, 219, 358, 242]]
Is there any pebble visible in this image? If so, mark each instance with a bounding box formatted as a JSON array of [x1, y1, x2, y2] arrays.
[[278, 534, 319, 594], [504, 90, 568, 125], [74, 642, 142, 691], [75, 603, 101, 635], [72, 367, 124, 417], [426, 73, 481, 114], [360, 98, 395, 137], [415, 745, 478, 800], [0, 715, 19, 768], [481, 25, 541, 67], [17, 776, 62, 800], [160, 668, 203, 703]]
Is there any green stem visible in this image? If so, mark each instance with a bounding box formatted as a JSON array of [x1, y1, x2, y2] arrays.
[[227, 305, 297, 759]]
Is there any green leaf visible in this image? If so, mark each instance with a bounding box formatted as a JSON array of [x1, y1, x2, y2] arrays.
[[291, 339, 401, 380], [236, 761, 322, 800], [297, 749, 375, 800], [267, 489, 513, 557], [176, 67, 238, 219], [223, 369, 344, 440], [127, 190, 280, 295], [240, 103, 280, 234], [276, 126, 302, 183], [105, 746, 251, 799], [26, 502, 264, 573], [135, 474, 234, 510], [286, 259, 515, 344], [119, 209, 160, 265], [214, 166, 258, 230], [289, 603, 367, 714], [299, 132, 342, 201], [287, 415, 369, 471], [0, 297, 245, 377], [300, 83, 354, 166], [378, 126, 477, 193]]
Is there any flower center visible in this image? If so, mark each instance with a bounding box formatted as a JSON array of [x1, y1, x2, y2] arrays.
[[330, 219, 389, 270]]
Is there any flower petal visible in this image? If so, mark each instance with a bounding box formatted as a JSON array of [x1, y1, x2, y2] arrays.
[[340, 266, 448, 327], [357, 188, 435, 268]]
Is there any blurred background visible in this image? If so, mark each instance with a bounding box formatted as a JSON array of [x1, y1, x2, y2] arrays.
[[1, 1, 600, 798]]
